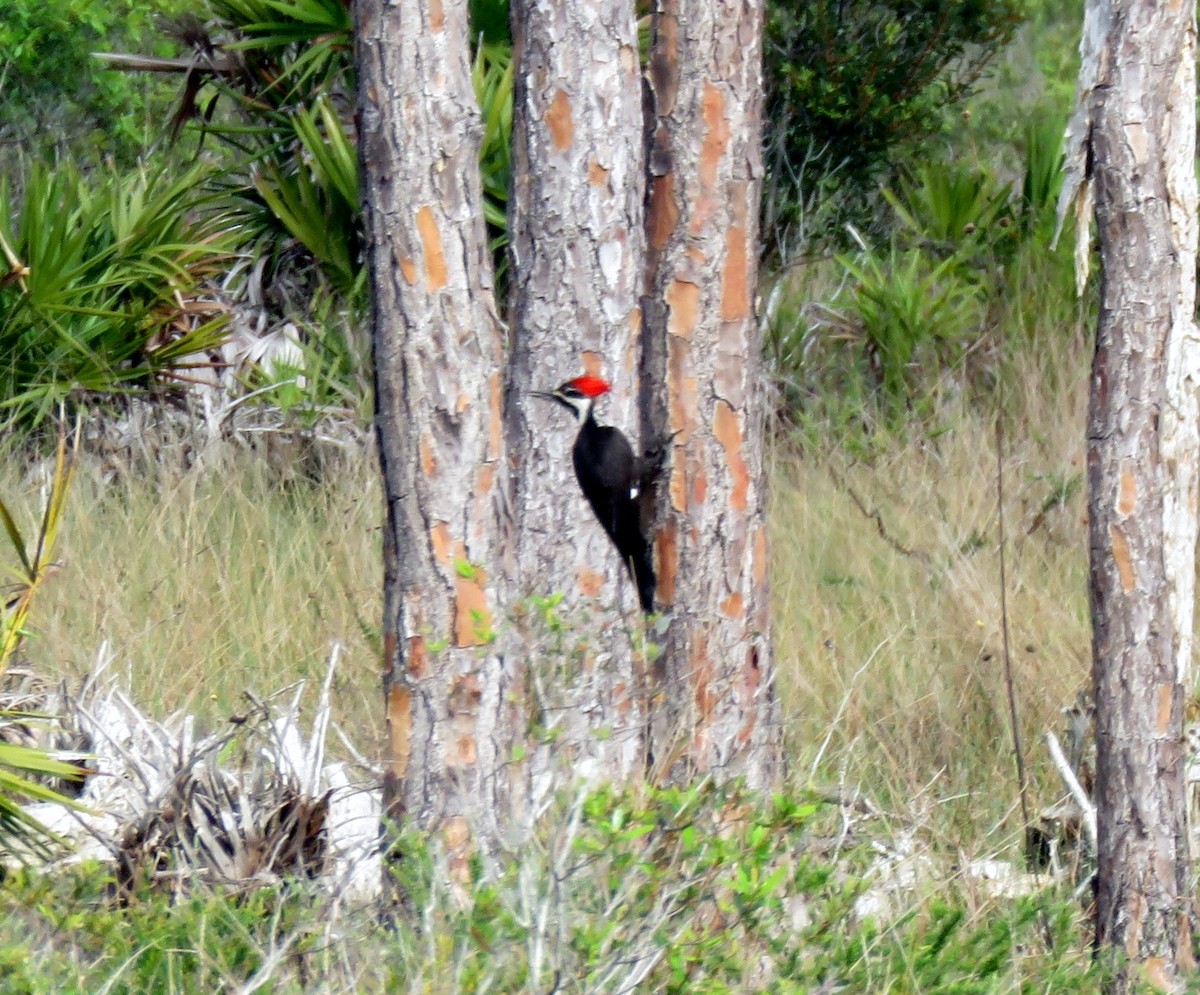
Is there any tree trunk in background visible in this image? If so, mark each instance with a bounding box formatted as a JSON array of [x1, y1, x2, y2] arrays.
[[356, 0, 517, 867], [506, 0, 648, 781], [1070, 0, 1199, 987], [643, 0, 782, 786]]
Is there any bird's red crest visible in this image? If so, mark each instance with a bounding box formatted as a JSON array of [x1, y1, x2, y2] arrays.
[[567, 375, 611, 398]]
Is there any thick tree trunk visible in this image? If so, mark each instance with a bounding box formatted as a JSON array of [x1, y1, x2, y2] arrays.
[[506, 0, 648, 781], [643, 0, 783, 787], [356, 0, 517, 865], [1076, 0, 1199, 988]]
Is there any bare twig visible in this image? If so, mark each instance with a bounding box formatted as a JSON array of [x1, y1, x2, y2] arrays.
[[1046, 730, 1098, 853], [810, 634, 897, 780], [827, 464, 933, 564], [995, 408, 1032, 849]]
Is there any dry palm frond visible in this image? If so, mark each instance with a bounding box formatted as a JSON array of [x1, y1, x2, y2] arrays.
[[6, 643, 381, 899]]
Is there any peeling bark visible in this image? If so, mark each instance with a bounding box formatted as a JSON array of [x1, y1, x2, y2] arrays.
[[643, 0, 782, 787], [507, 0, 648, 781], [1073, 0, 1200, 987], [356, 0, 518, 860]]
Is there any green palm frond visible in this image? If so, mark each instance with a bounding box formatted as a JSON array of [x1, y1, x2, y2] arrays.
[[0, 162, 233, 431], [0, 428, 87, 861]]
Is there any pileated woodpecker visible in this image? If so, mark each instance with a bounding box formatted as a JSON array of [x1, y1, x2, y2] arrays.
[[531, 375, 656, 613]]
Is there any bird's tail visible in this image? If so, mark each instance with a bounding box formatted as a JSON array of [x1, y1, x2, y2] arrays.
[[628, 542, 656, 615]]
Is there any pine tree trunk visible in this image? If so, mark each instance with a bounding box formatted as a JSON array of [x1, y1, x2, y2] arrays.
[[643, 0, 783, 786], [506, 0, 649, 781], [356, 0, 517, 867], [1081, 0, 1199, 987]]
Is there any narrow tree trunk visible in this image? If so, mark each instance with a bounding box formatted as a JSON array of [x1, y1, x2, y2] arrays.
[[506, 0, 648, 780], [356, 0, 516, 866], [1077, 0, 1199, 987], [643, 0, 783, 786]]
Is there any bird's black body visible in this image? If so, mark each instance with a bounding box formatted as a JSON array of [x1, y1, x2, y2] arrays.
[[533, 377, 657, 614], [571, 412, 656, 613]]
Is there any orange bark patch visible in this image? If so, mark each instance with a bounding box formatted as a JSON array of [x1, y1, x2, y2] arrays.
[[443, 815, 473, 891], [444, 815, 471, 852], [612, 681, 633, 716], [624, 310, 642, 373], [648, 174, 679, 250], [1109, 523, 1136, 592], [720, 226, 750, 320], [400, 256, 418, 285], [428, 0, 444, 32], [720, 593, 744, 618], [582, 351, 604, 378], [692, 462, 708, 506], [699, 83, 729, 186], [753, 525, 767, 587], [431, 522, 452, 564], [386, 682, 412, 779], [415, 206, 448, 291], [657, 521, 678, 604], [577, 565, 605, 598], [666, 278, 700, 340], [407, 633, 429, 678], [1117, 467, 1137, 516], [692, 82, 730, 233], [713, 401, 749, 511], [488, 371, 503, 459], [1141, 958, 1170, 991], [456, 390, 470, 413], [450, 733, 477, 767], [1157, 684, 1175, 735], [454, 567, 491, 647], [693, 631, 715, 721], [546, 89, 574, 151], [588, 159, 609, 186], [667, 338, 698, 452], [476, 462, 496, 499], [670, 456, 688, 512], [419, 431, 437, 476]]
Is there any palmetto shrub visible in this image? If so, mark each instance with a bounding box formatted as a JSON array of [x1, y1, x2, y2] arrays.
[[0, 163, 232, 433]]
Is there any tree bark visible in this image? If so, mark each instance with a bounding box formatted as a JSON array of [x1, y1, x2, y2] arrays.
[[506, 0, 649, 781], [1074, 0, 1199, 988], [356, 0, 517, 866], [643, 0, 783, 787]]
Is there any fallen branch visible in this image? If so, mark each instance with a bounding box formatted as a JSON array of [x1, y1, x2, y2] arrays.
[[827, 464, 933, 565], [1045, 730, 1097, 853]]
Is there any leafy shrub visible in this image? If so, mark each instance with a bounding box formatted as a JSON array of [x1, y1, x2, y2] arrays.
[[0, 783, 1107, 991], [0, 0, 181, 169], [762, 0, 1026, 257], [883, 163, 1018, 266]]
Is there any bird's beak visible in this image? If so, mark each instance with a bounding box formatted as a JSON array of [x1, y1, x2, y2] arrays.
[[529, 389, 577, 415]]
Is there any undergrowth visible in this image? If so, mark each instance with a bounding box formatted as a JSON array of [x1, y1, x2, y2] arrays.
[[0, 783, 1107, 993]]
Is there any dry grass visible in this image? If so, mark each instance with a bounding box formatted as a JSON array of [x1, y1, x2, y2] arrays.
[[4, 346, 1092, 855], [24, 445, 384, 745], [772, 340, 1093, 848]]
